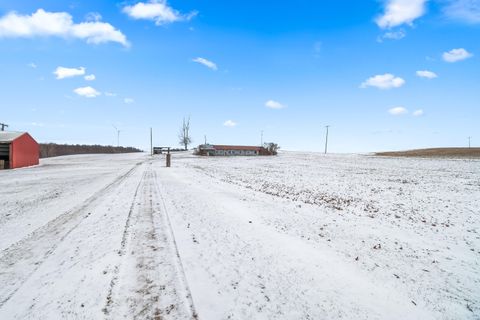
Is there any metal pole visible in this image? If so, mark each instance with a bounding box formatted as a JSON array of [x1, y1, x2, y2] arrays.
[[468, 136, 471, 148], [0, 123, 9, 131], [324, 125, 330, 154], [261, 130, 264, 146], [150, 127, 153, 156]]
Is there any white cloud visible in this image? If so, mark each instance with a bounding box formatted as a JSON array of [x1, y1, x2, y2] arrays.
[[389, 106, 408, 115], [124, 98, 135, 104], [360, 73, 405, 89], [192, 57, 217, 70], [71, 22, 129, 46], [73, 86, 101, 98], [413, 109, 424, 116], [85, 12, 102, 22], [54, 66, 85, 79], [105, 92, 117, 97], [84, 74, 95, 81], [443, 0, 480, 24], [223, 120, 237, 127], [0, 9, 128, 46], [123, 0, 197, 25], [416, 70, 438, 79], [442, 48, 473, 62], [378, 29, 406, 42], [28, 62, 37, 68], [265, 100, 286, 109], [376, 0, 428, 29]]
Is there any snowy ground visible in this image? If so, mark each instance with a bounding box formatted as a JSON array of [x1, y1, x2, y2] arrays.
[[0, 152, 479, 319]]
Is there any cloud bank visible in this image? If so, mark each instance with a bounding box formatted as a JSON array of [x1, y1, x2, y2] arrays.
[[0, 9, 128, 46]]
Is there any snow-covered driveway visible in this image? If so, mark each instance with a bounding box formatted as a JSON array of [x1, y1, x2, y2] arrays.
[[0, 152, 479, 319], [0, 154, 196, 319]]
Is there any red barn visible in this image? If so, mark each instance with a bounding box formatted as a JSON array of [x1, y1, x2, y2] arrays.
[[0, 132, 39, 169]]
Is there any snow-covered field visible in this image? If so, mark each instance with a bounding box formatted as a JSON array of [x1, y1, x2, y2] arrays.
[[0, 152, 479, 319]]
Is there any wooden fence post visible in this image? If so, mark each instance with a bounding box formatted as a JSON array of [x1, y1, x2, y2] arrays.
[[166, 148, 171, 167]]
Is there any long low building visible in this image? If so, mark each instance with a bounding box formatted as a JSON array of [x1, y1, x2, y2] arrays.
[[196, 144, 272, 156]]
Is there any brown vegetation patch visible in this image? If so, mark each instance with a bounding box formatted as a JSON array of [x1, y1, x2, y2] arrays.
[[375, 148, 480, 159]]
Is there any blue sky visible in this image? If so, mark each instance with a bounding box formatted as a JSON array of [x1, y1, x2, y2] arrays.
[[0, 0, 478, 152]]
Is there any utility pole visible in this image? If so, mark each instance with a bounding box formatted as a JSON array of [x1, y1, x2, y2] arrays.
[[112, 125, 121, 147], [260, 130, 264, 147], [150, 127, 153, 156], [324, 125, 330, 154], [0, 123, 8, 131], [204, 135, 207, 145], [468, 136, 471, 148]]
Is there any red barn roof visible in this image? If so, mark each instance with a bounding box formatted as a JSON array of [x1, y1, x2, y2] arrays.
[[0, 131, 26, 143]]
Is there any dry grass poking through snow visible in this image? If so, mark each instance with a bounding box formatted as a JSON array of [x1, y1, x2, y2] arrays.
[[376, 147, 480, 158]]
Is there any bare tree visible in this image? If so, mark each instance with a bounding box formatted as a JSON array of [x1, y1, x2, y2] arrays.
[[178, 116, 192, 150], [263, 142, 280, 155]]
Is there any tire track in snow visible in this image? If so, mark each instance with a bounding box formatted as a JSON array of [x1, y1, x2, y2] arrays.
[[102, 169, 146, 316], [0, 161, 144, 308], [153, 168, 198, 319], [103, 163, 198, 319]]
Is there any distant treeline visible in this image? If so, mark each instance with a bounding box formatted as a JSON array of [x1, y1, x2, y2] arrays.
[[39, 143, 142, 158]]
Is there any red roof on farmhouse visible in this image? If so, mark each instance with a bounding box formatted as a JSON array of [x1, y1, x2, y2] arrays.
[[213, 145, 263, 151]]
